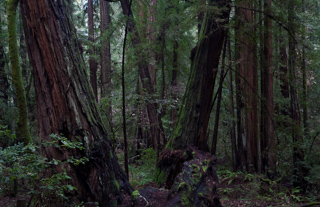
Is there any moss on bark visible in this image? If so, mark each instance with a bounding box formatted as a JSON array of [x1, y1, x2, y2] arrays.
[[7, 0, 32, 144]]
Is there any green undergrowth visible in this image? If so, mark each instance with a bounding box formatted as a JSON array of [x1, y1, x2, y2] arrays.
[[127, 148, 157, 188], [0, 130, 88, 206], [216, 167, 320, 206]]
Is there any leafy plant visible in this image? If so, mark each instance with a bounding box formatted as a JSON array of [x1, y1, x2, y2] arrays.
[[0, 132, 87, 205]]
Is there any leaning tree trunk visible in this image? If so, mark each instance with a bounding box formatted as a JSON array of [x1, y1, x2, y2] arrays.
[[19, 0, 132, 206], [155, 0, 230, 187], [167, 0, 230, 152]]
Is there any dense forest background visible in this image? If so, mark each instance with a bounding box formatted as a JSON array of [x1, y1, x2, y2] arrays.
[[1, 0, 320, 206]]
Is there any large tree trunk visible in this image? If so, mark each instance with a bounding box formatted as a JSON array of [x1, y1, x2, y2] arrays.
[[235, 0, 259, 172], [261, 0, 275, 173], [20, 0, 132, 205], [155, 0, 230, 188], [167, 0, 230, 152]]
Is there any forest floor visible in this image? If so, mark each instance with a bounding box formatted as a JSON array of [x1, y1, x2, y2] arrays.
[[1, 155, 320, 207]]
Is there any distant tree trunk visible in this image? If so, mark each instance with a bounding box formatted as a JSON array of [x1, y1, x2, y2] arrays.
[[100, 0, 112, 117], [171, 40, 178, 129], [0, 15, 8, 119], [20, 0, 132, 205], [211, 35, 228, 155], [88, 0, 98, 100], [168, 0, 230, 151], [147, 0, 157, 91], [7, 0, 32, 144], [261, 0, 275, 173], [301, 0, 308, 137], [119, 0, 165, 152], [234, 9, 246, 171], [198, 0, 206, 35], [288, 0, 306, 188], [228, 36, 238, 171], [279, 33, 289, 100]]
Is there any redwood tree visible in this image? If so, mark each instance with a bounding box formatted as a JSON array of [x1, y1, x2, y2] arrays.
[[20, 0, 131, 205], [167, 0, 230, 151], [234, 0, 259, 172]]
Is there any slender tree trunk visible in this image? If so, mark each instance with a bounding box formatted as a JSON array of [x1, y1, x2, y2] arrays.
[[228, 36, 238, 171], [88, 0, 97, 100], [261, 0, 275, 173], [171, 40, 178, 129], [100, 0, 112, 117], [301, 0, 308, 137], [122, 18, 129, 178], [7, 0, 32, 144], [0, 15, 9, 119], [147, 0, 157, 91], [211, 35, 228, 155], [288, 0, 306, 188], [234, 7, 246, 171], [20, 0, 132, 205]]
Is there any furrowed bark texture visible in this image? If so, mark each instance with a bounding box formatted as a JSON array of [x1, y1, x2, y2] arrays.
[[7, 0, 32, 144], [168, 0, 230, 151], [20, 0, 132, 205], [235, 0, 259, 172]]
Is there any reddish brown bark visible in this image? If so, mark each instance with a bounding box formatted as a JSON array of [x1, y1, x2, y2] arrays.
[[235, 0, 259, 172], [261, 0, 275, 173], [20, 0, 132, 205]]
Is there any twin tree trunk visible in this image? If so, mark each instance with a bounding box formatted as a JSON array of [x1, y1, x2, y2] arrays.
[[20, 0, 131, 205]]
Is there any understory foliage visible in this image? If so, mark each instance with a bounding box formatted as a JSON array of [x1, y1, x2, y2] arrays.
[[216, 166, 320, 206], [0, 131, 87, 206]]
